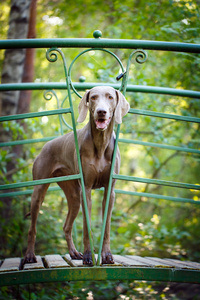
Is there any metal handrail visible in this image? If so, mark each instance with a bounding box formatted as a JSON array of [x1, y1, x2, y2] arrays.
[[0, 37, 200, 53], [0, 82, 200, 99]]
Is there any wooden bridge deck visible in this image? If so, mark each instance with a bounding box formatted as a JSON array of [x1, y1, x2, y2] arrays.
[[0, 255, 200, 286]]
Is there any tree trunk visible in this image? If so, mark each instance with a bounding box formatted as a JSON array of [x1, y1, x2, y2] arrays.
[[0, 0, 32, 117], [0, 0, 33, 250], [15, 0, 37, 159], [18, 0, 37, 115]]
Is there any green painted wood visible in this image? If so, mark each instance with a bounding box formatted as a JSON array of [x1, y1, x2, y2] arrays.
[[0, 266, 199, 286]]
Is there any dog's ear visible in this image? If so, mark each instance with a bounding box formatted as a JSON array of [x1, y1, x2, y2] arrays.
[[77, 90, 90, 123], [114, 90, 130, 124]]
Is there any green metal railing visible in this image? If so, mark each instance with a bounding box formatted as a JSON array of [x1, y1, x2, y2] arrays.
[[0, 30, 200, 267], [0, 29, 200, 53]]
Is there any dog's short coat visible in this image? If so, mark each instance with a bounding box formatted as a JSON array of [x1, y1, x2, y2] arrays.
[[24, 86, 130, 265]]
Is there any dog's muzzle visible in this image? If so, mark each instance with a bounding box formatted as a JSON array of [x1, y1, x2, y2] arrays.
[[95, 117, 111, 131]]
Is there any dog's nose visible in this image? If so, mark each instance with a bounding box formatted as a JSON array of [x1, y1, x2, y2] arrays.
[[97, 108, 107, 117]]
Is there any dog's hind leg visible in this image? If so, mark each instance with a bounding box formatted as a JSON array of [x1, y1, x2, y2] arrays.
[[24, 151, 54, 263], [59, 180, 83, 259], [25, 183, 49, 263]]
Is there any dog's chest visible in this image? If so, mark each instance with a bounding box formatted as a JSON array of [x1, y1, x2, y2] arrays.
[[83, 155, 112, 188]]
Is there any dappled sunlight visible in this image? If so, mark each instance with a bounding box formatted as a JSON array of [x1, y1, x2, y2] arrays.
[[42, 15, 64, 26]]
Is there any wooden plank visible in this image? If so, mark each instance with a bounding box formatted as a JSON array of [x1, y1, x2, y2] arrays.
[[125, 255, 156, 267], [64, 254, 123, 266], [146, 257, 182, 268], [102, 255, 122, 266], [0, 258, 21, 272], [64, 254, 99, 267], [98, 254, 122, 266], [64, 254, 84, 267], [165, 258, 200, 270], [126, 255, 171, 268], [114, 255, 147, 266], [23, 256, 44, 270], [44, 255, 70, 268]]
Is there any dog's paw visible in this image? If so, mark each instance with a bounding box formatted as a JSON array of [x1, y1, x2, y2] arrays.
[[24, 252, 37, 264], [83, 250, 94, 266], [70, 250, 83, 260], [102, 252, 114, 264]]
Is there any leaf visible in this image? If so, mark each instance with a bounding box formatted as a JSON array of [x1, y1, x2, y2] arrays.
[[160, 26, 179, 35]]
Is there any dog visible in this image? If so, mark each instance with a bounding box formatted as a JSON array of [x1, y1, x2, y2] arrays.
[[24, 86, 130, 265]]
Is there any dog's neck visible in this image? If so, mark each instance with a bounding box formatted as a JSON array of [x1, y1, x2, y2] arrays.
[[90, 114, 115, 158]]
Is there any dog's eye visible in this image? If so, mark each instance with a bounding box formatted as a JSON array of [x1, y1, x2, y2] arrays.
[[91, 95, 97, 100], [108, 95, 113, 100]]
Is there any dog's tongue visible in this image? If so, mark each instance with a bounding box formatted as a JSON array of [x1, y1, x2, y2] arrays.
[[95, 119, 110, 130]]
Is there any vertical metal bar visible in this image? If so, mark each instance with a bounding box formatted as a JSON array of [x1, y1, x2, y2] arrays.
[[72, 222, 78, 249], [97, 124, 121, 265], [67, 80, 96, 265], [96, 53, 132, 265], [97, 74, 127, 266], [64, 57, 96, 266]]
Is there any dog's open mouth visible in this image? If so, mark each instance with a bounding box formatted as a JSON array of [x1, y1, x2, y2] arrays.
[[95, 118, 111, 130]]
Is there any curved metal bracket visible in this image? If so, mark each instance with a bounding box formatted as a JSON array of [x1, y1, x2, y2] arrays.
[[68, 48, 126, 97], [43, 90, 73, 131], [121, 49, 148, 95]]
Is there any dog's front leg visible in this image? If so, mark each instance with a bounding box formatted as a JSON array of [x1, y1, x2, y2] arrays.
[[101, 186, 115, 264], [82, 188, 94, 265]]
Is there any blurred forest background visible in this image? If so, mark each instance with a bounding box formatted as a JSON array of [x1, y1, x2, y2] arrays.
[[0, 0, 200, 299]]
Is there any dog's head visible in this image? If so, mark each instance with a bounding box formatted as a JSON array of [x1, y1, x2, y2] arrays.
[[77, 86, 130, 131]]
